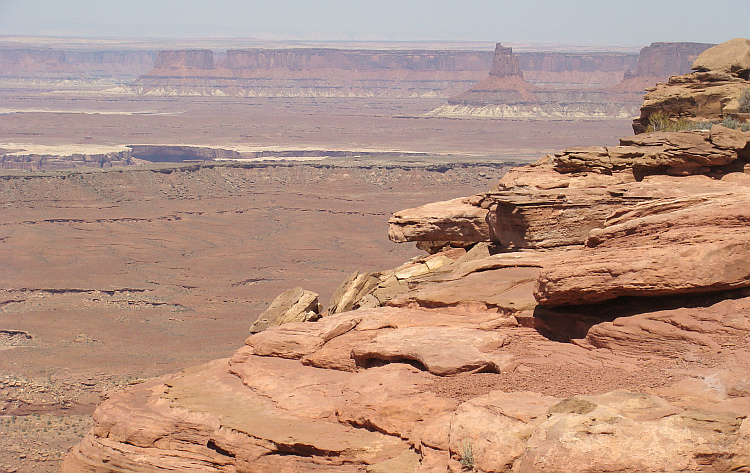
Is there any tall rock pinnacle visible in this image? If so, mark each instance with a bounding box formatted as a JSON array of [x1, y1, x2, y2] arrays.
[[489, 43, 524, 78]]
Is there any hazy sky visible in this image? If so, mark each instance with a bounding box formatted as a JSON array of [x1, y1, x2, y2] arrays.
[[1, 0, 747, 46]]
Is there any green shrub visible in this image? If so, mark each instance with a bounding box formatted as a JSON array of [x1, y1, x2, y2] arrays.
[[721, 117, 742, 129], [459, 441, 475, 470], [739, 90, 750, 113], [646, 111, 708, 132]]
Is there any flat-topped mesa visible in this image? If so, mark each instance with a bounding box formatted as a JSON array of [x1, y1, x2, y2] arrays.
[[633, 38, 750, 133], [634, 42, 714, 77], [135, 48, 494, 98], [152, 49, 214, 70], [489, 43, 524, 78]]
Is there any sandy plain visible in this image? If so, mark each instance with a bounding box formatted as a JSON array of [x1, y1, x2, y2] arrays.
[[0, 86, 633, 472]]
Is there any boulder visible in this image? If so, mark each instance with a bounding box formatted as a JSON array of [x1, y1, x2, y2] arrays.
[[387, 196, 491, 244], [554, 127, 748, 175], [351, 326, 513, 376], [692, 38, 750, 75], [248, 286, 322, 333], [328, 271, 381, 315]]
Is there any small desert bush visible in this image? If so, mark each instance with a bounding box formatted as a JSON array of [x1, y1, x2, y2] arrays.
[[459, 441, 475, 470], [739, 89, 750, 113], [646, 110, 709, 132], [721, 117, 743, 129], [647, 110, 749, 133]]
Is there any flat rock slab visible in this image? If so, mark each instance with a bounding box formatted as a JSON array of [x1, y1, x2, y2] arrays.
[[387, 196, 490, 243], [390, 266, 540, 313], [352, 326, 513, 376], [535, 193, 750, 305]]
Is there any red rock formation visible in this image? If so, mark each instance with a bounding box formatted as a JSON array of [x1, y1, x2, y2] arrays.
[[615, 42, 714, 92], [489, 44, 524, 78], [64, 38, 750, 473]]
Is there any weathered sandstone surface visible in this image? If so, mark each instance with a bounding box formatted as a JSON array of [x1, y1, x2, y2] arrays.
[[65, 39, 750, 473]]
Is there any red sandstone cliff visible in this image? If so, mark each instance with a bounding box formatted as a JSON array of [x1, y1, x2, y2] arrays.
[[615, 42, 715, 92], [135, 48, 495, 98], [0, 47, 156, 80]]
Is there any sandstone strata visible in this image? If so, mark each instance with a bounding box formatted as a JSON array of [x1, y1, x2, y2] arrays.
[[615, 42, 714, 92], [135, 48, 494, 98], [65, 39, 750, 473], [0, 47, 156, 80]]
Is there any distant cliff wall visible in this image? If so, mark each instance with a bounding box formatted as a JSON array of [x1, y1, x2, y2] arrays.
[[0, 48, 157, 80], [154, 49, 214, 70], [631, 42, 714, 77], [222, 49, 493, 71], [0, 48, 77, 77], [136, 48, 495, 98], [519, 52, 638, 73]]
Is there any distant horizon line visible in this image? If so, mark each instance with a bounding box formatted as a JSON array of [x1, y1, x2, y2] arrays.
[[0, 35, 654, 53]]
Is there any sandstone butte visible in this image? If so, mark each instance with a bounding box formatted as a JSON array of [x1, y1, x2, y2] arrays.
[[64, 39, 750, 473]]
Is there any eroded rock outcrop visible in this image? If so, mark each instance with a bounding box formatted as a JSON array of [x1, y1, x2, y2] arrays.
[[634, 38, 750, 132], [248, 287, 321, 334], [65, 38, 750, 473]]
